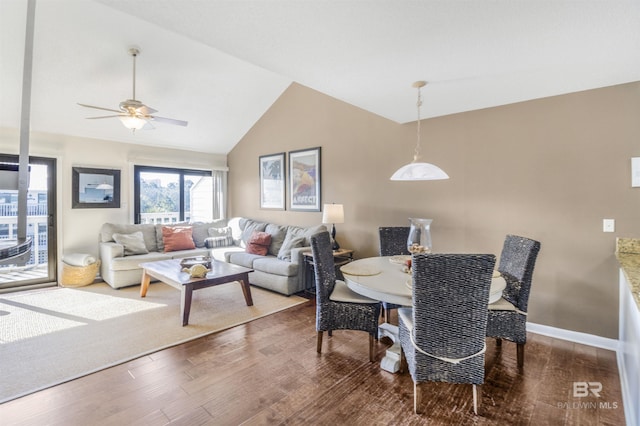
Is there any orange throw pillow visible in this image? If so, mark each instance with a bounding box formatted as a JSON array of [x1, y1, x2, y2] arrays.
[[162, 226, 196, 252], [246, 231, 272, 256]]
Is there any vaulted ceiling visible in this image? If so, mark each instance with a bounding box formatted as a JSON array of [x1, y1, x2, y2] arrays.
[[2, 0, 639, 154]]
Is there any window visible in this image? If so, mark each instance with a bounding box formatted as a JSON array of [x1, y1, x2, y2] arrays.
[[134, 165, 226, 224]]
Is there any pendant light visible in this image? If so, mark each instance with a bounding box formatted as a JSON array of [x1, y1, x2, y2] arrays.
[[390, 81, 449, 181]]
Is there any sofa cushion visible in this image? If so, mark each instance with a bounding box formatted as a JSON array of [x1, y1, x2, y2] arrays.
[[209, 226, 232, 237], [110, 252, 171, 271], [286, 224, 327, 246], [112, 231, 149, 256], [227, 251, 263, 268], [277, 232, 306, 261], [162, 226, 196, 252], [240, 219, 267, 248], [252, 257, 299, 277], [191, 220, 226, 248], [246, 231, 272, 256], [265, 223, 287, 257], [168, 248, 211, 259], [101, 223, 158, 252]]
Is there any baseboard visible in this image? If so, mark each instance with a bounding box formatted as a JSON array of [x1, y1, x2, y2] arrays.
[[526, 322, 619, 352]]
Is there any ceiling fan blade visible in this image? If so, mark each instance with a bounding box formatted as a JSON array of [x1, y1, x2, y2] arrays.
[[142, 120, 155, 130], [85, 115, 124, 119], [137, 105, 158, 115], [150, 116, 188, 127], [78, 103, 121, 114]]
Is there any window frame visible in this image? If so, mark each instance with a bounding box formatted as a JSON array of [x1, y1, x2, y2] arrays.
[[133, 165, 212, 224]]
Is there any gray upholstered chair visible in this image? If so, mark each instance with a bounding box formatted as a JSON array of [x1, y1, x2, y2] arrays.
[[486, 234, 541, 369], [399, 253, 496, 415], [378, 226, 410, 323], [311, 231, 381, 362]]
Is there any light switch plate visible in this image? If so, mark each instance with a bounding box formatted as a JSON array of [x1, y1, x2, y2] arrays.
[[632, 158, 640, 187], [603, 219, 615, 233]]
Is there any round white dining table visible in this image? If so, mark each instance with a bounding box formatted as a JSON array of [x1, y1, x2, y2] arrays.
[[340, 255, 506, 373], [340, 256, 507, 306]]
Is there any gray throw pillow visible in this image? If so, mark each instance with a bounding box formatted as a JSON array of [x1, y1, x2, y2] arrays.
[[209, 226, 232, 237], [277, 233, 306, 261], [113, 231, 149, 256], [265, 224, 287, 256]]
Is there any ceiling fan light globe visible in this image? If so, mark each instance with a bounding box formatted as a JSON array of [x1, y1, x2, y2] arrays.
[[119, 115, 146, 131]]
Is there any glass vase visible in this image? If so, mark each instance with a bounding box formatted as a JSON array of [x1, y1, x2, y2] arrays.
[[407, 218, 433, 254]]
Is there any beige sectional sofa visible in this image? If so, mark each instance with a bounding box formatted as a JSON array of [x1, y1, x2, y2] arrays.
[[98, 217, 326, 295]]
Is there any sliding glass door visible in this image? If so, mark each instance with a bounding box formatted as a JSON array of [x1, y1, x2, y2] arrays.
[[0, 155, 56, 291]]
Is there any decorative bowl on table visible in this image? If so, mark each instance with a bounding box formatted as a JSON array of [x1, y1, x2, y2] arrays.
[[180, 256, 212, 269]]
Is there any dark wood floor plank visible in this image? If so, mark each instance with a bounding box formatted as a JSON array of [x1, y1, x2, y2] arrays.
[[0, 299, 626, 425]]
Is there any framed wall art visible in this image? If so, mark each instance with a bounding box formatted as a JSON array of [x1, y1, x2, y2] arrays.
[[72, 167, 121, 209], [289, 147, 321, 211], [259, 152, 286, 210]]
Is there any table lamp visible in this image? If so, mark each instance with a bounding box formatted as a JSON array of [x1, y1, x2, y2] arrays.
[[322, 203, 344, 251]]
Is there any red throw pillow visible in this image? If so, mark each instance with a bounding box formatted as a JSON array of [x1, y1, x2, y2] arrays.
[[162, 226, 196, 252], [246, 231, 272, 256]]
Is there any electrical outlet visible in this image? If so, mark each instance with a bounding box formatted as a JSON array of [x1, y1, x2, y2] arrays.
[[603, 219, 615, 233]]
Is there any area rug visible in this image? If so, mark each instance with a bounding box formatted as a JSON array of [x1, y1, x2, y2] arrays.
[[0, 282, 306, 403]]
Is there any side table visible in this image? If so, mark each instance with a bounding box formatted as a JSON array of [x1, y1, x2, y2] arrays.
[[303, 248, 354, 296]]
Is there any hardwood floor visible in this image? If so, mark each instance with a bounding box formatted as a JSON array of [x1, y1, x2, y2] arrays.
[[1, 298, 626, 425]]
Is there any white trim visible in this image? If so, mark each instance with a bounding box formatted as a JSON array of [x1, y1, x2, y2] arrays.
[[526, 322, 619, 352]]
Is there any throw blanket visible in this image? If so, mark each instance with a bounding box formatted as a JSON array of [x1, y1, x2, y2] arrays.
[[63, 253, 97, 267]]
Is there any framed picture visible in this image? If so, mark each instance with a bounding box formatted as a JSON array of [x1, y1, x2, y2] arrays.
[[289, 147, 321, 211], [72, 167, 121, 209], [259, 152, 286, 210]]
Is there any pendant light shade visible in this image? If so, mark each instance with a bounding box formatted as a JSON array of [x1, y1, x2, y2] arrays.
[[390, 81, 449, 181], [390, 161, 449, 180]]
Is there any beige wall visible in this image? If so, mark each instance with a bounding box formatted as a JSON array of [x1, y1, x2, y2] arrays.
[[0, 128, 226, 281], [228, 82, 640, 339]]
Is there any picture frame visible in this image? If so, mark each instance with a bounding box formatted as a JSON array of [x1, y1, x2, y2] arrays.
[[259, 152, 286, 210], [289, 147, 321, 211], [72, 167, 121, 209]]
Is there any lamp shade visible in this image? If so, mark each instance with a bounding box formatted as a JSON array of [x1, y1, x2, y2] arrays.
[[322, 204, 344, 224], [119, 115, 146, 130], [390, 162, 449, 181]]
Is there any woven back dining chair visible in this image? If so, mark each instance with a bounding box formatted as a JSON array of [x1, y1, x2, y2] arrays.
[[486, 234, 541, 369], [378, 227, 411, 323], [398, 253, 496, 415], [311, 231, 381, 362]]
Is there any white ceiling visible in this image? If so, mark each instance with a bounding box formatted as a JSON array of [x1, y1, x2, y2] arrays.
[[2, 0, 640, 155]]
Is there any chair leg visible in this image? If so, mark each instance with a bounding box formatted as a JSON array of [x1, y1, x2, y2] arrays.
[[328, 329, 333, 337], [316, 331, 323, 354], [369, 334, 375, 362], [517, 343, 525, 368], [496, 338, 502, 347], [472, 384, 480, 415], [384, 307, 391, 324], [400, 346, 407, 374], [413, 382, 424, 414]]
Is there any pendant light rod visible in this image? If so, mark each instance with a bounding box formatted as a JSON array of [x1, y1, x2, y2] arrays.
[[390, 80, 449, 181]]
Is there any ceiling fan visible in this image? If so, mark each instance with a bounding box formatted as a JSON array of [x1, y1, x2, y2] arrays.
[[78, 47, 188, 131]]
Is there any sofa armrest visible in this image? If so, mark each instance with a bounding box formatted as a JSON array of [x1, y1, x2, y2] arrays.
[[290, 246, 311, 266], [99, 241, 124, 261]]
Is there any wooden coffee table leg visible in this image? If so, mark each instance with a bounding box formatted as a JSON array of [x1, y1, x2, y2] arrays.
[[140, 269, 151, 297], [181, 284, 194, 326], [239, 275, 253, 306]]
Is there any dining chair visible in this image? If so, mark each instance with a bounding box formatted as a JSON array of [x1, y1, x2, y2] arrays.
[[486, 234, 541, 369], [311, 231, 382, 362], [398, 253, 496, 415], [378, 226, 410, 323]]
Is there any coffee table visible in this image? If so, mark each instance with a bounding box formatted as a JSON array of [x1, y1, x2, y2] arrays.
[[139, 259, 254, 326]]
